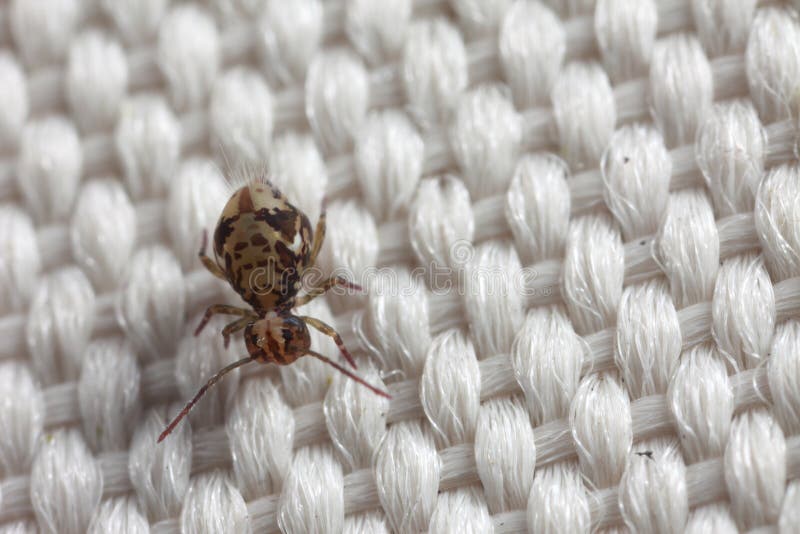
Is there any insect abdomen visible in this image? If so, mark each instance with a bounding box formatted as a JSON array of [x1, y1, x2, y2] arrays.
[[214, 184, 312, 311]]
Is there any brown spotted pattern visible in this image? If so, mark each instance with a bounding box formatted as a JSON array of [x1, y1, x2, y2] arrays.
[[159, 181, 390, 443], [212, 181, 313, 311], [244, 313, 311, 364]]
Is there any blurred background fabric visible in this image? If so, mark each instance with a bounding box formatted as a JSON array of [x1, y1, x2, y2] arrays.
[[1, 0, 800, 532]]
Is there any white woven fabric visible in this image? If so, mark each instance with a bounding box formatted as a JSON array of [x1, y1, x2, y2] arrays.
[[1, 0, 799, 532]]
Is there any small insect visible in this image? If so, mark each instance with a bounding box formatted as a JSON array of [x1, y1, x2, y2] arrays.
[[159, 178, 390, 442]]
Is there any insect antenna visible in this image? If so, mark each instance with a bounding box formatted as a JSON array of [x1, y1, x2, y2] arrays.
[[305, 349, 391, 399], [158, 356, 254, 443]]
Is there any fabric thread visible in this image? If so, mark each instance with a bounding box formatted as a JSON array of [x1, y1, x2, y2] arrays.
[[0, 1, 799, 533]]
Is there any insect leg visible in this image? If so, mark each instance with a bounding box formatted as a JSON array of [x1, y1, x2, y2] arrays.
[[158, 355, 254, 442], [195, 304, 254, 336], [305, 349, 390, 398], [294, 275, 362, 307], [198, 229, 226, 280], [221, 316, 254, 348], [307, 201, 327, 268], [297, 315, 359, 370]]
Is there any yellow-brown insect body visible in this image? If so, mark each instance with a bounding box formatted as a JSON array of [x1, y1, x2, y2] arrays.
[[214, 183, 313, 311], [245, 311, 311, 365], [158, 178, 390, 444]]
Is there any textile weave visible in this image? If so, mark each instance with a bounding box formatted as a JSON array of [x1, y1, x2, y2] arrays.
[[1, 0, 800, 532]]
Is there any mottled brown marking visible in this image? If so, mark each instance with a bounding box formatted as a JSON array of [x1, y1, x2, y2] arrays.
[[214, 215, 238, 256], [256, 257, 274, 267], [250, 234, 268, 246], [254, 207, 298, 242], [274, 241, 295, 271], [265, 333, 283, 362]]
